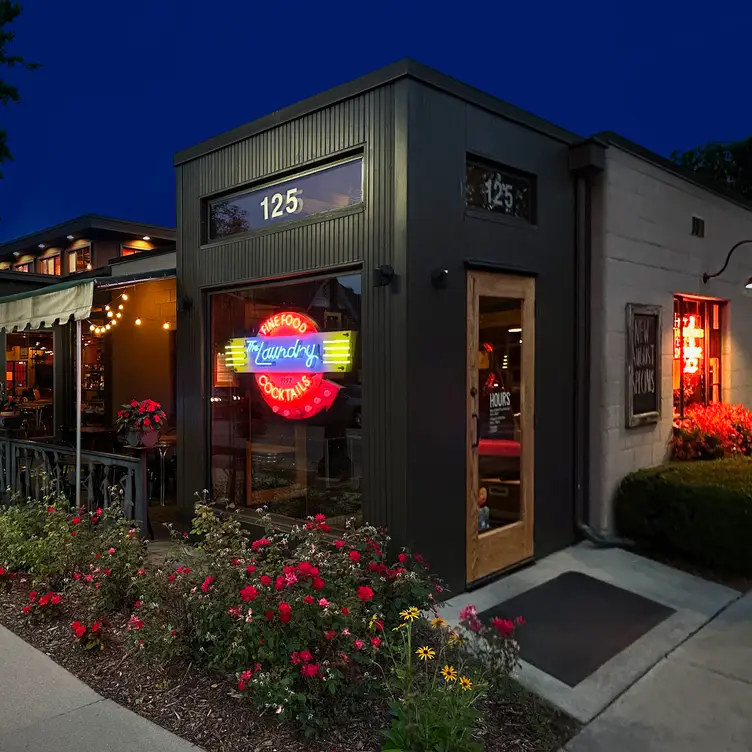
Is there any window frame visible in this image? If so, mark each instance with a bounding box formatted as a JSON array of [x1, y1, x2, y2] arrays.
[[68, 244, 92, 273], [204, 266, 363, 526], [673, 294, 725, 417], [39, 256, 61, 276]]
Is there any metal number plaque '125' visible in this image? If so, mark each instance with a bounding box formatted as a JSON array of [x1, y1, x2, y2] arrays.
[[465, 158, 535, 223], [208, 157, 364, 241]]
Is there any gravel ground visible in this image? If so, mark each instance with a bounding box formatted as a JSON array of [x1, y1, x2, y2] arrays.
[[0, 581, 578, 752]]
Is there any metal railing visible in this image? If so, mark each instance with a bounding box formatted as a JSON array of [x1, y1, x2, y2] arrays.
[[0, 437, 147, 528]]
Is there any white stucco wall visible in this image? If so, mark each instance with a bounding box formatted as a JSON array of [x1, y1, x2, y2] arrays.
[[590, 145, 752, 532]]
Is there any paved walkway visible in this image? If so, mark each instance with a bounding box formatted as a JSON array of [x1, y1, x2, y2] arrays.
[[564, 590, 752, 751], [0, 625, 201, 752]]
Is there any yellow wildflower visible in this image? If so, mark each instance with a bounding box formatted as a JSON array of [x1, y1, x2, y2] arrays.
[[459, 676, 472, 691], [431, 617, 447, 628], [416, 646, 436, 661], [441, 665, 458, 682], [400, 607, 420, 622], [448, 630, 465, 646]]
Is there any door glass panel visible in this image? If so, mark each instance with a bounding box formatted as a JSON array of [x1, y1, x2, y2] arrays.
[[476, 296, 523, 534]]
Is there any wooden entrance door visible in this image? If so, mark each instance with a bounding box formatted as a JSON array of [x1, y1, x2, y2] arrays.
[[466, 271, 535, 583]]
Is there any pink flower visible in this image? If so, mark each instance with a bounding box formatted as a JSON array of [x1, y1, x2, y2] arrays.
[[314, 513, 327, 523], [370, 636, 381, 648], [73, 573, 82, 581], [279, 602, 292, 624], [231, 558, 241, 566], [274, 576, 285, 592], [246, 565, 256, 574], [137, 568, 146, 576], [201, 576, 214, 593], [128, 616, 144, 631], [341, 607, 349, 616], [167, 575, 176, 582], [318, 598, 330, 608], [240, 585, 258, 602], [259, 575, 271, 587], [251, 537, 271, 551], [51, 594, 62, 605], [47, 506, 55, 513], [398, 553, 408, 563], [312, 576, 325, 590], [354, 639, 364, 651], [333, 540, 346, 550], [107, 547, 116, 555], [303, 595, 315, 605], [134, 601, 141, 608], [357, 586, 374, 602], [290, 651, 302, 665], [299, 650, 313, 663], [227, 607, 242, 620], [85, 575, 93, 583], [21, 604, 33, 614], [324, 630, 336, 641], [29, 592, 38, 601], [349, 550, 361, 563], [515, 616, 526, 626], [71, 516, 81, 525]]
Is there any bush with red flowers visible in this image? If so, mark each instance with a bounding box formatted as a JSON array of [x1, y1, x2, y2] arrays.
[[126, 503, 441, 734], [71, 619, 106, 651], [21, 590, 63, 621], [672, 402, 752, 461], [0, 565, 15, 592]]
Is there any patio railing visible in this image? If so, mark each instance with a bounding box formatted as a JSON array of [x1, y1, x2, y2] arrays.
[[0, 437, 147, 528]]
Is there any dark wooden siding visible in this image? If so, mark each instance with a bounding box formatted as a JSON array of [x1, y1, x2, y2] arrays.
[[175, 84, 408, 541], [403, 82, 577, 589]]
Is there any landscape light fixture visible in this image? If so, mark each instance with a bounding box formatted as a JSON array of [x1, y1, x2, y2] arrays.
[[702, 239, 752, 285]]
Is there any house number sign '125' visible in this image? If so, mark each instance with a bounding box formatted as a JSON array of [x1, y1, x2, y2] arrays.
[[465, 159, 535, 223], [208, 157, 364, 241]]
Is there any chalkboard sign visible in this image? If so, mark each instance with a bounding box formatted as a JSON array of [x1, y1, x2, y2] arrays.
[[625, 304, 661, 428]]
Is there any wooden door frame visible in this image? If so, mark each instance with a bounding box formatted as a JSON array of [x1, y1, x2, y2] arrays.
[[466, 271, 535, 584]]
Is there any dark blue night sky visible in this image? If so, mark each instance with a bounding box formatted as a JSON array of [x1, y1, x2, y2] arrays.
[[1, 0, 751, 241]]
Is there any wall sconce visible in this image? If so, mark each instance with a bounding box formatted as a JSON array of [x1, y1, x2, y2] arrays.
[[177, 296, 193, 312], [373, 264, 395, 288], [703, 239, 752, 284], [431, 268, 449, 289]]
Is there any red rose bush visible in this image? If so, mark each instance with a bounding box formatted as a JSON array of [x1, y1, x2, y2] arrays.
[[128, 503, 439, 733], [672, 402, 752, 461]]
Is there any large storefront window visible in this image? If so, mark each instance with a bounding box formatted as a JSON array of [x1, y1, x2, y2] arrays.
[[673, 295, 723, 416], [209, 273, 362, 526]]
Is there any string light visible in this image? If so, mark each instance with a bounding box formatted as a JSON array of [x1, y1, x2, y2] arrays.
[[122, 294, 128, 301], [116, 312, 122, 318], [107, 311, 113, 318], [118, 304, 124, 310], [89, 324, 95, 332], [105, 305, 110, 311], [163, 322, 170, 330], [135, 318, 141, 326]]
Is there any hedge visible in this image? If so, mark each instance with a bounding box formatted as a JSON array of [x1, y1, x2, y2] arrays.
[[615, 458, 752, 575]]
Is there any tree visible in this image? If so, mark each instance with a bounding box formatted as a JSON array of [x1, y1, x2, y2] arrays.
[[0, 1, 38, 178], [671, 136, 752, 201]]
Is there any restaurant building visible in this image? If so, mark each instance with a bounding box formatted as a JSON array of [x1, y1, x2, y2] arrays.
[[174, 60, 600, 591], [5, 62, 752, 592]]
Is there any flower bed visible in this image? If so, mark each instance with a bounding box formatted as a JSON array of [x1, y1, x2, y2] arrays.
[[0, 495, 578, 751], [672, 403, 752, 460]]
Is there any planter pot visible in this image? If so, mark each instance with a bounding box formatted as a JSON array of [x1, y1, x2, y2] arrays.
[[0, 411, 21, 429], [140, 430, 159, 448], [126, 430, 140, 447]]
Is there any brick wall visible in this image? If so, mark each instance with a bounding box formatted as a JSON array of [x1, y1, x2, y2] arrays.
[[590, 146, 752, 532]]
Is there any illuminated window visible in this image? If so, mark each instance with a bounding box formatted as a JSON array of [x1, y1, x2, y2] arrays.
[[68, 245, 91, 272], [14, 263, 31, 273], [122, 247, 144, 257], [673, 295, 724, 416], [209, 272, 362, 526], [39, 256, 61, 276]]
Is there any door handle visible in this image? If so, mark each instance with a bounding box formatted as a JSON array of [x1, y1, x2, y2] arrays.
[[472, 413, 479, 448]]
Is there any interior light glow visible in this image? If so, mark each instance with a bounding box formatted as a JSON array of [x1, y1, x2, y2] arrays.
[[508, 327, 522, 333], [135, 318, 142, 326], [163, 322, 170, 330]]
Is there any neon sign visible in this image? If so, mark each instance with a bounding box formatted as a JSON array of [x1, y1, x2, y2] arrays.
[[674, 314, 704, 374], [224, 312, 356, 420]]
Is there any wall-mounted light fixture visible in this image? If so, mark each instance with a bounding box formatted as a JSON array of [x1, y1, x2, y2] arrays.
[[373, 264, 395, 288], [431, 268, 449, 289], [702, 239, 752, 285]]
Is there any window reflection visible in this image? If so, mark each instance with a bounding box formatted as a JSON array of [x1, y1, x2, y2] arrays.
[[209, 273, 362, 527]]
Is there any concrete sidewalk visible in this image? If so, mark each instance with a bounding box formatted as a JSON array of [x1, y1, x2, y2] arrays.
[[0, 625, 201, 752], [565, 590, 752, 751]]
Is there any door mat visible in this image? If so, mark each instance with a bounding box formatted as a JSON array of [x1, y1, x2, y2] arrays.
[[477, 571, 675, 687]]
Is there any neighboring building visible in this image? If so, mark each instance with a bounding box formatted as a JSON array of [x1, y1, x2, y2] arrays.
[[0, 215, 175, 278], [588, 132, 752, 533]]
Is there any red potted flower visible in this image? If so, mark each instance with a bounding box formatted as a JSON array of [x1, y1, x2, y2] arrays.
[[116, 399, 167, 448]]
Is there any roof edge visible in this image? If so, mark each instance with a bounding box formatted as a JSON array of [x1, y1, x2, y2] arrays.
[[174, 59, 582, 167], [596, 131, 752, 214], [0, 214, 176, 254]]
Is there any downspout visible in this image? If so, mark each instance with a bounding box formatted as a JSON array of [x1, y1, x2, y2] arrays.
[[570, 140, 634, 549]]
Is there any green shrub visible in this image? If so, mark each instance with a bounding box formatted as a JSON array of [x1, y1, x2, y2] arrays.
[[615, 458, 752, 574]]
